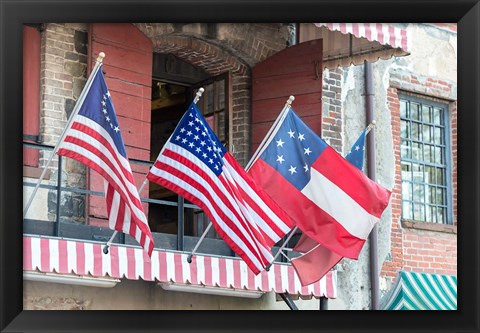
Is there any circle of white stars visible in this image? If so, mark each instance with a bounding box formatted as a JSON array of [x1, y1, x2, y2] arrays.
[[274, 128, 312, 176], [101, 92, 120, 133]]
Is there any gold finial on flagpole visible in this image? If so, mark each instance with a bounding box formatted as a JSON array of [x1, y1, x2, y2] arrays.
[[96, 52, 105, 63]]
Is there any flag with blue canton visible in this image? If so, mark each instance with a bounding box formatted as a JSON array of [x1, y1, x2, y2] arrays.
[[57, 64, 154, 256], [345, 129, 366, 170], [147, 102, 294, 274]]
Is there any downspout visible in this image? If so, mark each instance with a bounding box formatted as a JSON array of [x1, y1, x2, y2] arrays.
[[364, 60, 380, 310]]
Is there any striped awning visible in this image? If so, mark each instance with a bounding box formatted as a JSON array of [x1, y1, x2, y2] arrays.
[[23, 235, 337, 299], [305, 23, 409, 69], [380, 271, 457, 310]]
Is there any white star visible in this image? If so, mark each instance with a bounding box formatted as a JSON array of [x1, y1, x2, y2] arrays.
[[189, 142, 195, 148], [182, 138, 187, 144], [276, 155, 285, 164], [304, 147, 312, 155], [208, 158, 214, 164], [180, 128, 186, 133], [298, 133, 305, 141], [303, 163, 309, 172], [101, 100, 106, 106], [200, 141, 206, 146], [188, 121, 194, 127], [276, 138, 285, 147], [105, 116, 110, 122], [288, 166, 297, 175], [175, 135, 181, 141], [202, 153, 208, 158], [114, 126, 120, 133], [202, 131, 207, 137], [110, 123, 113, 129], [186, 131, 192, 136], [195, 117, 200, 122], [103, 95, 107, 100], [102, 108, 107, 114], [196, 147, 201, 153], [106, 91, 111, 97], [195, 126, 200, 132], [194, 135, 199, 141], [189, 113, 194, 117], [207, 146, 212, 152], [355, 145, 360, 151], [214, 165, 219, 170], [288, 130, 295, 138]]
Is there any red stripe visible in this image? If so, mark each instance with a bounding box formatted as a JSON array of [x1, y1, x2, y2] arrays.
[[218, 258, 227, 288], [401, 29, 408, 51], [376, 23, 384, 44], [352, 23, 360, 40], [274, 264, 283, 292], [149, 152, 265, 274], [76, 241, 85, 275], [339, 23, 347, 34], [110, 246, 120, 278], [40, 238, 50, 272], [389, 25, 397, 48], [300, 282, 309, 296], [23, 237, 32, 271], [203, 256, 212, 286], [364, 23, 372, 41], [93, 243, 103, 277], [158, 252, 167, 282], [189, 256, 198, 285], [126, 247, 136, 279], [326, 271, 335, 298], [143, 250, 152, 281], [58, 240, 68, 274], [287, 265, 296, 294], [233, 259, 241, 289], [260, 270, 269, 292], [174, 253, 184, 283], [313, 278, 321, 297], [249, 159, 366, 259], [247, 268, 255, 291], [313, 147, 391, 218]]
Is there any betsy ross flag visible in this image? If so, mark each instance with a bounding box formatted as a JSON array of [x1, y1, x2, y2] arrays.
[[57, 65, 154, 256], [291, 128, 368, 285], [147, 103, 294, 274], [248, 108, 391, 264]]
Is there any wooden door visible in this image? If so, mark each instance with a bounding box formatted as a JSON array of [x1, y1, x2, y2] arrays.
[[251, 40, 323, 155], [88, 23, 153, 226]]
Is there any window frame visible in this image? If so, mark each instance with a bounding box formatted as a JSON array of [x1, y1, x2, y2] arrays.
[[398, 93, 453, 225]]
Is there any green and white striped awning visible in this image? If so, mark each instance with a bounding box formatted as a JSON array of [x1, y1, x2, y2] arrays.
[[380, 271, 457, 310]]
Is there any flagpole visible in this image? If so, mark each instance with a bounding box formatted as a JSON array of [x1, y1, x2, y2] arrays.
[[23, 52, 106, 218], [265, 226, 298, 271], [366, 120, 376, 134], [186, 95, 296, 264], [245, 95, 295, 171], [102, 88, 205, 255]]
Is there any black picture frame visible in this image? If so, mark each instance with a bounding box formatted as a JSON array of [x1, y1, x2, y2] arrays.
[[1, 0, 479, 332]]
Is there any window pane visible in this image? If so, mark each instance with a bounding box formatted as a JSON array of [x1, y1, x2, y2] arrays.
[[433, 127, 444, 145], [425, 185, 436, 205], [402, 181, 412, 201], [436, 168, 446, 186], [433, 107, 444, 125], [435, 146, 445, 165], [402, 201, 412, 220], [413, 203, 425, 221], [205, 83, 214, 115], [422, 124, 433, 143], [216, 110, 225, 142], [215, 79, 225, 111], [412, 163, 424, 182], [412, 142, 422, 160], [411, 122, 421, 141], [425, 165, 435, 184], [436, 188, 445, 205], [428, 206, 437, 223], [422, 105, 432, 123], [401, 162, 411, 181], [401, 120, 410, 138], [411, 102, 421, 121], [401, 140, 411, 159], [400, 100, 409, 118], [437, 207, 445, 224], [424, 144, 434, 163], [413, 183, 425, 202]]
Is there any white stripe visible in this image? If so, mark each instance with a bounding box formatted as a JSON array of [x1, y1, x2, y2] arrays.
[[320, 275, 327, 297], [117, 246, 127, 278], [134, 248, 144, 279], [239, 262, 249, 289], [268, 266, 276, 292], [102, 246, 111, 276], [210, 257, 220, 286], [225, 259, 234, 288], [307, 281, 315, 296], [292, 267, 302, 294], [358, 23, 366, 39], [280, 264, 289, 292], [166, 252, 175, 282], [196, 255, 205, 285], [331, 271, 338, 298], [122, 205, 132, 240], [49, 239, 59, 272], [30, 237, 41, 270], [67, 241, 77, 274], [181, 254, 191, 284], [151, 250, 159, 281], [302, 168, 379, 240], [394, 26, 403, 49], [84, 242, 94, 275]]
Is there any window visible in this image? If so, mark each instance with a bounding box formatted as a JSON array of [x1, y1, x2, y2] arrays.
[[399, 95, 452, 224]]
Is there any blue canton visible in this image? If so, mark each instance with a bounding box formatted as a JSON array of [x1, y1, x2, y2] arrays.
[[170, 103, 226, 176], [260, 108, 328, 191], [77, 66, 126, 157], [345, 129, 366, 171]]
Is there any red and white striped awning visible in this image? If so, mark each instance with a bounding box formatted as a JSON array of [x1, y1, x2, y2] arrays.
[[23, 235, 337, 299], [300, 23, 410, 69]]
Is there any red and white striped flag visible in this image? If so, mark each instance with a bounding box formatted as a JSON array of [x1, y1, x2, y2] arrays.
[[147, 103, 294, 274], [57, 65, 154, 256]]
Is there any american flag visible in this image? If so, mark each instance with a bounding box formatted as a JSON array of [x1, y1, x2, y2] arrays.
[[57, 65, 154, 256], [147, 103, 294, 274]]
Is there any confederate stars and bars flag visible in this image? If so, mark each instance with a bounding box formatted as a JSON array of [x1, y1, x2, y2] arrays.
[[57, 64, 155, 256], [146, 102, 294, 274]]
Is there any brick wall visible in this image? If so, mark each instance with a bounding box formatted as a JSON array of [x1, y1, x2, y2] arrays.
[[381, 70, 457, 279], [321, 68, 344, 153], [40, 23, 89, 223]]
